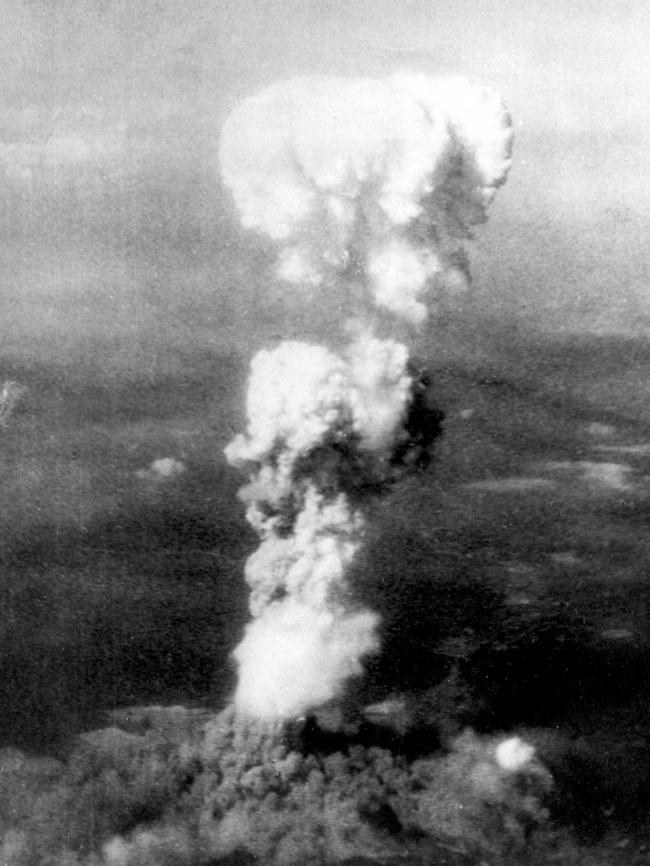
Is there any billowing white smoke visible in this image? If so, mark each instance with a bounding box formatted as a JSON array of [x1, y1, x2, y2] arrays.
[[221, 73, 512, 720], [220, 73, 512, 324], [225, 337, 412, 718], [226, 337, 411, 475]]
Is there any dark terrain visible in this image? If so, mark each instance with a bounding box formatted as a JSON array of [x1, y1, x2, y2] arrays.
[[1, 327, 649, 861]]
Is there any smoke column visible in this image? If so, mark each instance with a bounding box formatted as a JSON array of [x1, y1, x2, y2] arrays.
[[221, 73, 512, 721]]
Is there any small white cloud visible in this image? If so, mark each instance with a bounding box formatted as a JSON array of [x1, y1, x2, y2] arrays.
[[579, 461, 633, 490], [495, 736, 536, 772], [136, 457, 186, 482], [599, 627, 634, 641], [549, 551, 581, 566], [463, 477, 555, 493], [540, 460, 634, 491], [0, 380, 27, 426], [597, 443, 650, 456], [585, 422, 616, 438]]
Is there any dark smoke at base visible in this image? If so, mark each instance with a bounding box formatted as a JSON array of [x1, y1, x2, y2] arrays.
[[0, 705, 557, 866]]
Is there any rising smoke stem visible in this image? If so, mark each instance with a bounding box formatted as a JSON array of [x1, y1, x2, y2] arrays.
[[221, 72, 512, 720]]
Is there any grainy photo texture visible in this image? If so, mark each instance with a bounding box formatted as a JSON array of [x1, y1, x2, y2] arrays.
[[0, 2, 649, 865]]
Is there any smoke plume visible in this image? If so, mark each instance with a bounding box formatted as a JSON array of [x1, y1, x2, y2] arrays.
[[221, 73, 512, 720], [220, 73, 512, 324]]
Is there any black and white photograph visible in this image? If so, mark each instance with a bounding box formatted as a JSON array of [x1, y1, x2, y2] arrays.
[[1, 2, 649, 863]]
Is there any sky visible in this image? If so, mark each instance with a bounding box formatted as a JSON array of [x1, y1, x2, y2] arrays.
[[1, 0, 650, 373]]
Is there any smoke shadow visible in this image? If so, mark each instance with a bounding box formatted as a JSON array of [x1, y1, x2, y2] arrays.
[[341, 334, 650, 763], [351, 481, 650, 737]]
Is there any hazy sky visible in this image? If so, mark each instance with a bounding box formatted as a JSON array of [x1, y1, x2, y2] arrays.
[[1, 0, 650, 371]]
